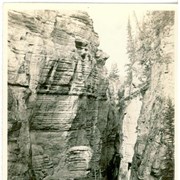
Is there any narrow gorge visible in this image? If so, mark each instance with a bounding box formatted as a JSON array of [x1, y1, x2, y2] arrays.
[[7, 9, 175, 180]]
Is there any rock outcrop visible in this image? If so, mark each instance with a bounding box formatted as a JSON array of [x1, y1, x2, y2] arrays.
[[8, 9, 121, 180], [131, 11, 175, 180], [118, 11, 175, 180]]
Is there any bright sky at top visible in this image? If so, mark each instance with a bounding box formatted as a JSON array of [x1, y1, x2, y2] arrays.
[[86, 5, 145, 76], [4, 3, 176, 77]]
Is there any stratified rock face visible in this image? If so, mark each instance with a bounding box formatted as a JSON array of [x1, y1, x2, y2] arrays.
[[128, 11, 175, 180], [8, 9, 120, 180], [8, 86, 32, 180]]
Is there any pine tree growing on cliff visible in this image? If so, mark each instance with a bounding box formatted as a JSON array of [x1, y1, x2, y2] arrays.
[[109, 63, 119, 80], [125, 17, 134, 86], [135, 13, 152, 82], [127, 17, 135, 64], [161, 98, 175, 179]]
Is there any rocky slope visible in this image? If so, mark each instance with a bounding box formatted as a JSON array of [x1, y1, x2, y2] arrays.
[[8, 10, 121, 180]]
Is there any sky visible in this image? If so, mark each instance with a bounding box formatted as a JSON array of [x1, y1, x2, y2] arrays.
[[87, 6, 130, 76], [83, 4, 176, 76], [85, 5, 145, 76]]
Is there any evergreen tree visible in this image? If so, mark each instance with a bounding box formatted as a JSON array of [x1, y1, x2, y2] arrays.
[[109, 63, 119, 80], [127, 17, 135, 63], [125, 17, 134, 86]]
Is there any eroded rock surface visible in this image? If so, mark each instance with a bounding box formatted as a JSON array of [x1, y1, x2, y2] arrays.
[[8, 9, 121, 180], [120, 11, 175, 180], [131, 13, 175, 180]]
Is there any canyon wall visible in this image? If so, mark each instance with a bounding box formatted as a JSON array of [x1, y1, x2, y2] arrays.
[[7, 9, 175, 180], [118, 11, 175, 180], [8, 10, 121, 180]]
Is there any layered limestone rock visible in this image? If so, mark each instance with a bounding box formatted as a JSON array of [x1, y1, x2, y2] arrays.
[[8, 9, 175, 180], [8, 9, 121, 180]]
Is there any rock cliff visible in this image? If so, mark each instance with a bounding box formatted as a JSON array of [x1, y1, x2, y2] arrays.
[[118, 11, 175, 180], [7, 9, 175, 180], [8, 10, 120, 180]]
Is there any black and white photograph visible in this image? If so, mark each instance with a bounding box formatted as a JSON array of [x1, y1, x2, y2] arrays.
[[3, 3, 177, 180]]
